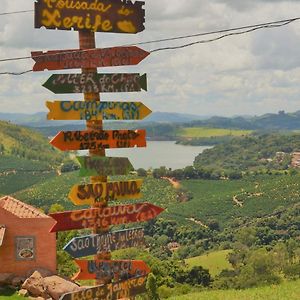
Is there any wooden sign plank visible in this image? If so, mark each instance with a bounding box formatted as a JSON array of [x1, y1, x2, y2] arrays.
[[50, 129, 146, 151], [35, 0, 145, 34], [73, 259, 150, 281], [59, 276, 147, 300], [69, 179, 143, 206], [64, 228, 145, 258], [43, 73, 147, 94], [77, 156, 134, 177], [49, 203, 164, 232], [32, 46, 150, 71], [46, 101, 152, 121]]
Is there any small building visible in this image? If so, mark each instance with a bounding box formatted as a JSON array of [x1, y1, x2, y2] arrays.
[[0, 196, 56, 276], [291, 152, 300, 168]]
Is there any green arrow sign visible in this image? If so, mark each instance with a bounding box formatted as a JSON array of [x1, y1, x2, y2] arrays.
[[43, 73, 147, 94], [77, 156, 134, 177]]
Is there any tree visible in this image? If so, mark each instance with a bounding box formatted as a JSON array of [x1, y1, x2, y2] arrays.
[[137, 168, 148, 177], [146, 273, 160, 300]]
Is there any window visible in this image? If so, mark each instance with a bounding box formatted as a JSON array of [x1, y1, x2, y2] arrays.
[[15, 236, 36, 261]]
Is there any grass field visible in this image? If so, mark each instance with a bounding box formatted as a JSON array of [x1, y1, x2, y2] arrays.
[[185, 250, 233, 277], [177, 127, 252, 138], [163, 174, 300, 227], [168, 279, 300, 300]]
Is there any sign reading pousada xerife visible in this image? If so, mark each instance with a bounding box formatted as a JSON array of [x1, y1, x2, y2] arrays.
[[35, 0, 145, 33]]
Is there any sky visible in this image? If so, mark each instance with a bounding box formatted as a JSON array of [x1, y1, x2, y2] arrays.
[[1, 0, 300, 117]]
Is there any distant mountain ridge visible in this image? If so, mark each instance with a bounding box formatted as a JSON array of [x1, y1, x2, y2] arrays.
[[3, 110, 300, 130], [0, 111, 207, 127]]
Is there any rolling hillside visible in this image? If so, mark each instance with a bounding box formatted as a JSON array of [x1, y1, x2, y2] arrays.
[[0, 120, 65, 164]]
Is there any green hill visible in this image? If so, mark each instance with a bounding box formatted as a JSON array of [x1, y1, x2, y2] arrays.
[[0, 120, 64, 164], [0, 121, 67, 196]]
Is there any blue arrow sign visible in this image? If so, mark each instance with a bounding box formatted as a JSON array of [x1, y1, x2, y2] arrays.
[[64, 228, 145, 258]]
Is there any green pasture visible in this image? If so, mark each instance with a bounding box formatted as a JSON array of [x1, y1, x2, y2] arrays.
[[168, 279, 300, 300], [185, 250, 233, 277], [177, 127, 252, 138]]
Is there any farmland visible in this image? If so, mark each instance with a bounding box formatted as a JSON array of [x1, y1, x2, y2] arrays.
[[168, 279, 300, 300], [164, 174, 300, 226], [177, 127, 252, 138], [13, 174, 178, 211]]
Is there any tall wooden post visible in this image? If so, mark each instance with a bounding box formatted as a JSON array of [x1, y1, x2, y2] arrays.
[[78, 31, 111, 285]]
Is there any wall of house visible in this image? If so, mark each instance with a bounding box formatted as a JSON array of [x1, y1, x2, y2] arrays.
[[0, 209, 57, 276]]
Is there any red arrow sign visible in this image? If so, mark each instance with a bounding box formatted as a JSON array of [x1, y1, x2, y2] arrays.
[[32, 46, 150, 71], [73, 260, 150, 281], [49, 203, 164, 232], [50, 129, 146, 151]]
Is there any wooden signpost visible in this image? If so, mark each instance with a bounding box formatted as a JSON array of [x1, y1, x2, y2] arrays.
[[73, 259, 150, 281], [77, 156, 134, 177], [32, 46, 150, 71], [50, 129, 146, 151], [34, 0, 163, 297], [49, 203, 164, 232], [35, 0, 145, 34], [68, 179, 143, 206], [43, 73, 147, 94], [64, 228, 145, 258], [59, 276, 147, 300], [46, 101, 152, 121]]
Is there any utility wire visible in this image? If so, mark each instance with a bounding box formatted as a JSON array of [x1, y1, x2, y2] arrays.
[[150, 20, 294, 53], [0, 10, 34, 16], [0, 17, 299, 75]]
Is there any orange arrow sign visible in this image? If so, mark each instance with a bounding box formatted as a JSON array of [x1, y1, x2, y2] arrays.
[[73, 260, 150, 281], [69, 180, 143, 206], [50, 129, 146, 151]]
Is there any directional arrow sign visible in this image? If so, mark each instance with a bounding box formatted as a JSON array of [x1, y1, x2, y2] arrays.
[[73, 259, 150, 281], [69, 180, 143, 206], [49, 203, 164, 232], [46, 101, 152, 121], [50, 129, 146, 151], [77, 156, 134, 177], [32, 46, 150, 71], [35, 0, 145, 34], [64, 228, 145, 258], [59, 276, 147, 300], [43, 73, 147, 94]]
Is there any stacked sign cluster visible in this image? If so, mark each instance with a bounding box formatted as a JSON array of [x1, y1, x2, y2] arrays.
[[33, 1, 164, 299]]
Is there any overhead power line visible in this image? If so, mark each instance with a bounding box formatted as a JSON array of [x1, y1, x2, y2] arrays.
[[0, 17, 299, 75], [0, 10, 33, 16]]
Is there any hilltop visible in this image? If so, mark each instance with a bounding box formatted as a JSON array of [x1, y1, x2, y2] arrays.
[[0, 120, 65, 165]]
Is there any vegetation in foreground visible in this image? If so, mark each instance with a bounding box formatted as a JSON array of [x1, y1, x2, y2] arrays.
[[167, 278, 300, 300], [0, 287, 25, 299]]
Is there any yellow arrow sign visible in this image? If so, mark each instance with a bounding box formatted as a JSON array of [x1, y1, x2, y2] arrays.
[[46, 101, 152, 121], [69, 180, 143, 206]]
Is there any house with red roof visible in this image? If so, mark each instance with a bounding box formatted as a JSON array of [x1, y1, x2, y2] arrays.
[[0, 196, 56, 276]]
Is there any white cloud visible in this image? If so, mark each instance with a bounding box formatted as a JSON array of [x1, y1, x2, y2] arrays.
[[0, 0, 300, 116]]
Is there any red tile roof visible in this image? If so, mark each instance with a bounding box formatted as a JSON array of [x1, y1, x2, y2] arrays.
[[0, 225, 5, 246], [0, 196, 50, 219]]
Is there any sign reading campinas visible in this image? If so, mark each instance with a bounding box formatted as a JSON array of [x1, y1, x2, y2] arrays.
[[34, 0, 145, 34]]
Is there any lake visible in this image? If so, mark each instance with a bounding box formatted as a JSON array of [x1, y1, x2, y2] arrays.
[[101, 141, 211, 170]]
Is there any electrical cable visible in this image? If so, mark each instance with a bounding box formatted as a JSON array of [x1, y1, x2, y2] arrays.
[[0, 17, 299, 75], [0, 9, 33, 16]]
